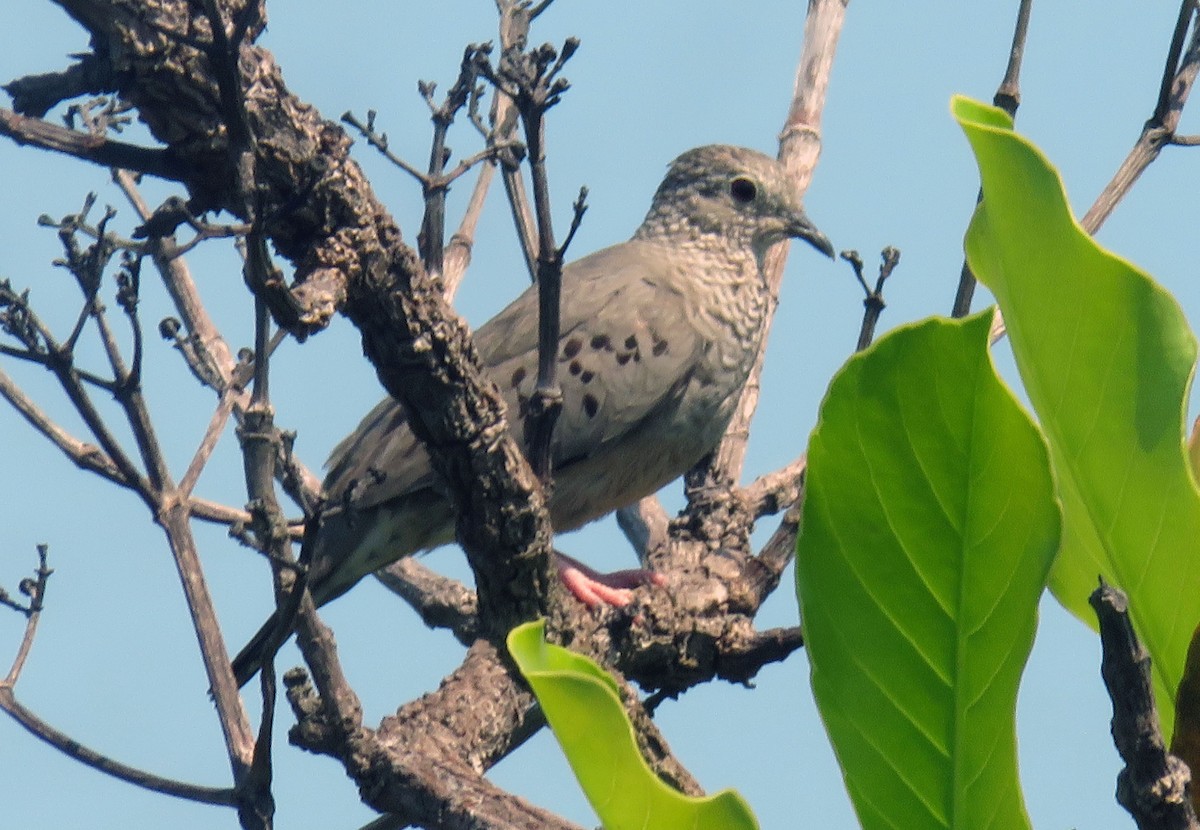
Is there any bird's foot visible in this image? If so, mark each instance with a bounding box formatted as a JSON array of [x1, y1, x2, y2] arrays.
[[555, 551, 666, 608]]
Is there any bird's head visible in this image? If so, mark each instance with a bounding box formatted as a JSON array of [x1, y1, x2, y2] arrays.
[[637, 144, 834, 263]]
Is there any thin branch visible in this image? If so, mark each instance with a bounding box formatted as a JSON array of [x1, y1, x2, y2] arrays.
[[753, 501, 803, 596], [0, 364, 127, 485], [0, 107, 188, 180], [419, 43, 491, 276], [0, 688, 237, 806], [114, 169, 323, 506], [707, 0, 842, 484], [481, 37, 584, 480], [952, 0, 1033, 317], [1156, 1, 1200, 124], [442, 157, 496, 297], [491, 1, 539, 280], [1081, 1, 1200, 233], [0, 544, 234, 805], [615, 497, 671, 563], [340, 110, 428, 182], [2, 545, 52, 683], [842, 247, 899, 351], [374, 558, 479, 646], [4, 282, 158, 505], [743, 455, 807, 519], [179, 385, 239, 497], [0, 362, 255, 528]]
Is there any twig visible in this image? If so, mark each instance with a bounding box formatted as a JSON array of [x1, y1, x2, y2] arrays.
[[341, 109, 428, 181], [2, 54, 115, 119], [1081, 1, 1200, 233], [179, 385, 240, 497], [707, 0, 842, 483], [753, 500, 803, 598], [989, 1, 1200, 346], [615, 498, 671, 563], [743, 455, 807, 519], [0, 279, 152, 501], [480, 36, 584, 481], [0, 546, 235, 805], [0, 107, 188, 180], [418, 43, 490, 276], [951, 0, 1032, 317], [492, 0, 540, 280], [1090, 580, 1200, 830], [1, 545, 52, 682], [0, 364, 127, 484], [442, 158, 496, 298], [843, 247, 899, 351], [374, 558, 479, 645], [0, 363, 255, 528], [0, 690, 236, 806], [115, 170, 322, 506]]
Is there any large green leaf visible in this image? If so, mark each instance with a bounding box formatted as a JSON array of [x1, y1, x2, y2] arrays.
[[797, 311, 1060, 830], [955, 94, 1200, 736], [507, 620, 758, 830]]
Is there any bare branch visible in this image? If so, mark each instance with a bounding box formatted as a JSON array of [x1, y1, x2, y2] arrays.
[[1, 545, 52, 683], [951, 0, 1032, 317], [842, 246, 899, 351], [374, 558, 479, 645], [3, 54, 116, 118], [480, 36, 586, 480], [0, 689, 237, 806], [743, 455, 806, 519], [442, 159, 496, 297], [0, 544, 234, 805], [616, 497, 671, 563], [179, 386, 239, 497], [706, 0, 842, 485], [1082, 1, 1200, 233], [1090, 580, 1200, 830], [0, 107, 188, 179]]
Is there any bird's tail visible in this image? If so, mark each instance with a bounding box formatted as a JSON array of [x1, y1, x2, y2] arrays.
[[231, 608, 287, 688]]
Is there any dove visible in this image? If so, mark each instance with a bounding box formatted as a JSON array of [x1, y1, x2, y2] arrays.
[[232, 144, 832, 685]]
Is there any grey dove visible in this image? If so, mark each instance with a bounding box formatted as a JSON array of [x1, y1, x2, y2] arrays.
[[232, 144, 832, 685]]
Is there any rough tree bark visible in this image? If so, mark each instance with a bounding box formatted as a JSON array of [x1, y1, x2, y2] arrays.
[[0, 1, 844, 827]]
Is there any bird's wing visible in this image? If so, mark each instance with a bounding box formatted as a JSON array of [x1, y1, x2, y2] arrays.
[[480, 239, 705, 469], [322, 394, 439, 508], [324, 239, 704, 509]]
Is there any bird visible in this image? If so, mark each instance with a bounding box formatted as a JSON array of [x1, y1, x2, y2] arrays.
[[232, 144, 833, 685]]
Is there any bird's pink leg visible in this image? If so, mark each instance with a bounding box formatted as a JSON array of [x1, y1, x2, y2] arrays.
[[554, 552, 666, 608]]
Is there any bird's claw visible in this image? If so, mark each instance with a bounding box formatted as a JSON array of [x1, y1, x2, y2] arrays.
[[555, 552, 666, 608]]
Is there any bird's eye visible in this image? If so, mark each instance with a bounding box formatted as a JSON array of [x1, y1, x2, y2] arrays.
[[729, 177, 758, 204]]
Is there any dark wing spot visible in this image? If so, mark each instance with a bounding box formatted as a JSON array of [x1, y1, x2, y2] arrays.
[[624, 335, 638, 350], [563, 337, 583, 358], [590, 333, 611, 351], [511, 366, 527, 388], [569, 360, 582, 376], [652, 339, 669, 356], [582, 394, 599, 418], [616, 352, 632, 366], [580, 370, 594, 384]]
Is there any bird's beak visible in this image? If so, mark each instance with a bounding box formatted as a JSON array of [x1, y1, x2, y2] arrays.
[[788, 212, 835, 259]]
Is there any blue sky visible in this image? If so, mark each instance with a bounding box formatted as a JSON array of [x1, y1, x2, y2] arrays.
[[2, 2, 1198, 827]]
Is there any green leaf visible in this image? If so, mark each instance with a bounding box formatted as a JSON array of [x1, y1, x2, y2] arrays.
[[507, 620, 758, 830], [954, 94, 1200, 736], [797, 311, 1060, 830]]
